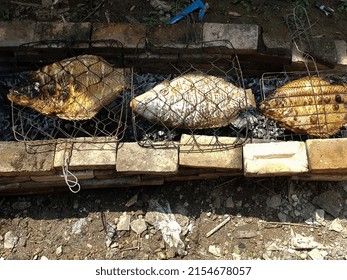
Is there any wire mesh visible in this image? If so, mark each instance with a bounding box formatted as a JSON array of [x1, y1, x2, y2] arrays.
[[5, 40, 129, 144], [259, 70, 347, 141], [130, 40, 254, 151]]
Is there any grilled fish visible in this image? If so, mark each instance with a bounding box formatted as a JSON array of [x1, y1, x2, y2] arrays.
[[130, 73, 256, 129], [259, 76, 347, 137], [7, 55, 129, 120]]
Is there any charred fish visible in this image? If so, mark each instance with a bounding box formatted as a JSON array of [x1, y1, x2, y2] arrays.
[[259, 76, 347, 137], [8, 55, 129, 120], [130, 73, 256, 129]]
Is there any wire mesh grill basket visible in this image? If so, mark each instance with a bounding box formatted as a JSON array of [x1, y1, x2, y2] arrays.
[[130, 40, 254, 150], [6, 40, 129, 143]]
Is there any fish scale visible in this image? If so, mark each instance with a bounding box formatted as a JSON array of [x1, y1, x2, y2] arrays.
[[259, 76, 347, 137], [130, 73, 256, 129], [7, 55, 130, 121]]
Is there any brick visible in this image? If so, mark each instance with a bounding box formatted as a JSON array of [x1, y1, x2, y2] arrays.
[[116, 143, 178, 174], [147, 23, 202, 53], [31, 170, 94, 182], [0, 21, 36, 47], [92, 23, 147, 50], [203, 23, 259, 53], [0, 142, 55, 176], [179, 134, 243, 170], [34, 22, 91, 43], [54, 138, 117, 170], [243, 141, 308, 176], [306, 139, 347, 173], [335, 40, 347, 65]]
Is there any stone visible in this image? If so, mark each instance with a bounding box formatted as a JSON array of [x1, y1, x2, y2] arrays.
[[0, 21, 36, 47], [55, 245, 63, 256], [213, 197, 221, 209], [312, 191, 343, 218], [208, 245, 222, 257], [262, 29, 291, 56], [71, 218, 87, 235], [179, 135, 243, 170], [0, 142, 55, 176], [4, 231, 19, 249], [157, 252, 167, 260], [243, 141, 308, 176], [234, 224, 258, 239], [329, 219, 343, 233], [116, 143, 178, 174], [92, 23, 147, 50], [117, 213, 131, 231], [306, 139, 347, 173], [203, 23, 259, 53], [40, 256, 49, 260], [125, 194, 138, 208], [225, 197, 235, 208], [290, 229, 320, 250], [277, 212, 287, 222], [266, 195, 282, 209], [313, 209, 325, 224], [54, 138, 117, 170], [308, 248, 328, 260], [150, 0, 172, 11], [12, 201, 31, 210], [130, 219, 147, 235]]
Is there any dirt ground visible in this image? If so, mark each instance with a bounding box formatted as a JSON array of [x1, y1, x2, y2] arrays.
[[1, 0, 347, 260]]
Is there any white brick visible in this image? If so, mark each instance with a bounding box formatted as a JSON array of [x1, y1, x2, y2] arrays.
[[243, 141, 308, 176]]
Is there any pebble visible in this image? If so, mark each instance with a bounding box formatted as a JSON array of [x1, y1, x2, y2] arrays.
[[308, 248, 328, 260], [313, 209, 325, 224], [213, 197, 221, 209], [4, 231, 19, 249], [277, 212, 287, 222], [312, 191, 343, 218], [12, 201, 31, 210], [266, 195, 282, 209], [300, 253, 308, 260], [71, 218, 87, 235], [40, 256, 49, 260], [157, 252, 167, 260], [130, 219, 147, 235], [234, 224, 258, 239], [55, 245, 63, 257], [208, 245, 222, 257], [290, 230, 320, 249], [117, 213, 131, 231], [329, 219, 343, 232]]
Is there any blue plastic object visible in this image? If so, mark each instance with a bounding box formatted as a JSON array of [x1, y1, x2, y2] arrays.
[[167, 0, 206, 24]]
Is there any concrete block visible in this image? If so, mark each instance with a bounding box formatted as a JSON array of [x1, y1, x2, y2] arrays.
[[0, 21, 36, 47], [179, 134, 243, 170], [116, 143, 178, 174], [243, 141, 308, 176], [203, 23, 259, 53], [31, 170, 94, 182], [92, 23, 147, 49], [306, 139, 347, 173], [34, 22, 91, 43], [54, 138, 117, 170], [0, 142, 55, 176], [147, 23, 202, 53]]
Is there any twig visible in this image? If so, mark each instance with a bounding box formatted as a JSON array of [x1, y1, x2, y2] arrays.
[[121, 246, 140, 252], [10, 1, 41, 7], [0, 198, 5, 207], [206, 216, 231, 238], [81, 0, 105, 22], [261, 221, 321, 228]]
